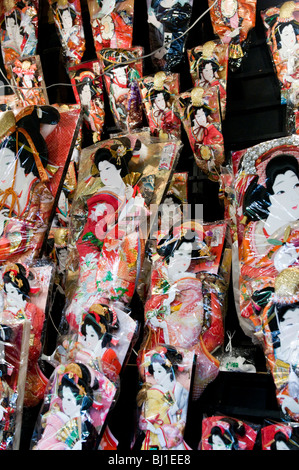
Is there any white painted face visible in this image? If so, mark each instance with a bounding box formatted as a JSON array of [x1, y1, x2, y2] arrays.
[[101, 0, 116, 16], [61, 386, 81, 417], [4, 283, 22, 308], [280, 24, 297, 50], [82, 324, 101, 350], [113, 67, 127, 86], [154, 92, 167, 111], [168, 241, 192, 274], [80, 83, 92, 106], [274, 243, 299, 272], [0, 147, 17, 191], [61, 9, 73, 31], [194, 108, 207, 127], [276, 440, 290, 450], [212, 434, 230, 450], [152, 361, 168, 384], [277, 307, 299, 364], [202, 63, 215, 83], [97, 160, 121, 187], [6, 17, 18, 40], [269, 170, 299, 222]]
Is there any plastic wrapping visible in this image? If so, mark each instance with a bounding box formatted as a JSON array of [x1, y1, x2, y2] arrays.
[[232, 135, 299, 421], [64, 131, 182, 331], [0, 260, 54, 407], [138, 71, 181, 140], [46, 302, 137, 385], [0, 0, 39, 79], [199, 415, 260, 450], [87, 0, 134, 58], [31, 361, 117, 450], [69, 60, 105, 143], [218, 331, 257, 372], [146, 0, 194, 72], [0, 316, 30, 450], [187, 40, 229, 119], [136, 345, 194, 450], [261, 419, 299, 449], [10, 55, 48, 107], [261, 1, 299, 102], [99, 47, 143, 132], [48, 0, 85, 68], [175, 86, 225, 182], [208, 0, 256, 70], [0, 104, 82, 267], [138, 220, 230, 400]]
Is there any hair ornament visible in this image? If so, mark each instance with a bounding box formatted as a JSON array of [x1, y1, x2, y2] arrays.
[[4, 0, 15, 13], [279, 1, 296, 19], [274, 267, 299, 299], [239, 135, 299, 176], [0, 110, 16, 141], [153, 71, 167, 91], [58, 363, 83, 387], [75, 70, 95, 82], [57, 0, 69, 8], [191, 87, 205, 107]]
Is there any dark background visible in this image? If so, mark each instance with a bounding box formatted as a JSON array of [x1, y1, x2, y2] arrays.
[[1, 0, 288, 451]]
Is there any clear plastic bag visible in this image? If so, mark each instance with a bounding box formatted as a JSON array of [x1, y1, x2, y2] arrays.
[[175, 87, 224, 182], [48, 0, 85, 69], [261, 1, 299, 103], [208, 0, 257, 70], [199, 415, 260, 450], [187, 40, 229, 119], [138, 220, 229, 400], [136, 345, 194, 450], [99, 47, 143, 132], [0, 104, 82, 266], [0, 0, 39, 79], [146, 0, 194, 72], [0, 260, 55, 407], [64, 131, 182, 330], [232, 135, 299, 421], [138, 71, 181, 140], [0, 316, 30, 450], [88, 0, 134, 58], [69, 60, 105, 143], [10, 55, 48, 107], [31, 361, 117, 450], [261, 419, 299, 450]]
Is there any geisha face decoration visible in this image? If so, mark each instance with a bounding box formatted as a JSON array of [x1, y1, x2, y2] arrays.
[[194, 108, 207, 128], [80, 83, 92, 107], [81, 324, 101, 351], [113, 67, 127, 86], [202, 63, 215, 84], [268, 170, 299, 222], [61, 9, 73, 31], [168, 241, 192, 275], [5, 17, 19, 41], [277, 307, 299, 364], [61, 386, 81, 417], [4, 283, 22, 309], [152, 361, 169, 385], [100, 0, 116, 16], [154, 92, 167, 111], [0, 147, 17, 192], [280, 24, 297, 51], [97, 160, 122, 187]]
